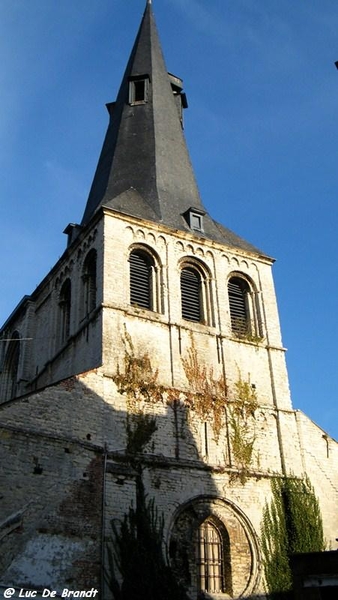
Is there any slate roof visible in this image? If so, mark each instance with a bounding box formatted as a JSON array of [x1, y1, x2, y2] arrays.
[[81, 0, 264, 257]]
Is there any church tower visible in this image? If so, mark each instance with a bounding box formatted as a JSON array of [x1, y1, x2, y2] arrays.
[[1, 2, 337, 598]]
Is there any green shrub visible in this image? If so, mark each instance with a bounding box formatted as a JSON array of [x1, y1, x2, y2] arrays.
[[261, 475, 325, 599]]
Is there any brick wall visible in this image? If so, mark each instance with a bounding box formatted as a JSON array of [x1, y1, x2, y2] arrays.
[[1, 210, 337, 598]]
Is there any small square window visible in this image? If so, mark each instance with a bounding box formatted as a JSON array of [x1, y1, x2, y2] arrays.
[[183, 207, 205, 232], [191, 213, 202, 231], [129, 77, 149, 105]]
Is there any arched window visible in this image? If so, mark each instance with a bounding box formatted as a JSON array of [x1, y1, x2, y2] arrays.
[[129, 248, 160, 311], [2, 331, 20, 400], [181, 266, 202, 322], [82, 249, 97, 317], [197, 519, 231, 595], [228, 276, 251, 337], [180, 260, 213, 325], [59, 279, 71, 344]]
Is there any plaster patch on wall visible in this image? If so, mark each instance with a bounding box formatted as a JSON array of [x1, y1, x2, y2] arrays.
[[3, 534, 91, 591]]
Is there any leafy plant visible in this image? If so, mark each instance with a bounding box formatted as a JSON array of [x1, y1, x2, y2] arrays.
[[114, 330, 259, 476], [231, 317, 264, 344], [261, 475, 325, 599], [228, 414, 255, 483], [126, 413, 157, 455], [182, 335, 227, 441], [114, 330, 228, 442], [228, 375, 258, 482], [113, 329, 163, 406], [107, 477, 189, 600]]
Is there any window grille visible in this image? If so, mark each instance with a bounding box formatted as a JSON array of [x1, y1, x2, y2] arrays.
[[197, 520, 224, 594], [129, 250, 154, 310], [181, 267, 201, 322], [228, 277, 250, 336]]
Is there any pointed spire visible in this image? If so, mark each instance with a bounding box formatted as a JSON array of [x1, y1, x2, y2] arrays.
[[81, 0, 205, 230], [80, 3, 261, 254]]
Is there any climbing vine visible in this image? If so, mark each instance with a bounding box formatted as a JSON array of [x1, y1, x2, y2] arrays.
[[228, 375, 258, 482], [181, 336, 227, 441], [113, 330, 228, 442], [113, 329, 258, 477], [261, 475, 325, 599], [113, 329, 173, 453], [113, 330, 164, 409]]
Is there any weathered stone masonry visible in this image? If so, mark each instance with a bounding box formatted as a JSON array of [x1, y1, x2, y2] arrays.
[[1, 2, 337, 599]]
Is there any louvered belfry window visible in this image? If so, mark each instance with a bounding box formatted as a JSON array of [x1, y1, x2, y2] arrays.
[[129, 250, 154, 310], [228, 276, 250, 336], [181, 267, 202, 322]]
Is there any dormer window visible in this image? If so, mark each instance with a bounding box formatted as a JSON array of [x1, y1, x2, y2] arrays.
[[183, 207, 205, 232], [129, 75, 149, 105], [190, 213, 203, 231]]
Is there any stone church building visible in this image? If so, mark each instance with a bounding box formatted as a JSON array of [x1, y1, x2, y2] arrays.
[[0, 2, 337, 598]]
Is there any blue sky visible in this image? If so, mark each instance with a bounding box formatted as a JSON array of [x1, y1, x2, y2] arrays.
[[1, 0, 338, 440]]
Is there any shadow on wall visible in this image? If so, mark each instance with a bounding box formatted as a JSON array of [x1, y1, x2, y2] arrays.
[[0, 375, 261, 599]]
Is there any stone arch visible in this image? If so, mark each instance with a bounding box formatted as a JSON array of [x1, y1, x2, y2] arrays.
[[168, 495, 260, 598], [128, 243, 163, 313], [227, 271, 262, 339], [179, 256, 214, 326]]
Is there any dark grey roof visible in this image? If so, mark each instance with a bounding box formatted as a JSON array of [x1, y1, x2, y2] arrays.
[[81, 1, 264, 257]]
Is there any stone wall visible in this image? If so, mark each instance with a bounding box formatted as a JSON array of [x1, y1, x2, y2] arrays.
[[0, 218, 104, 403], [1, 209, 337, 598], [1, 367, 337, 597], [103, 211, 292, 412], [0, 420, 103, 593]]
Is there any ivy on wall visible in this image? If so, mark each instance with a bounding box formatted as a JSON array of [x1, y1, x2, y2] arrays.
[[228, 376, 258, 483], [113, 329, 258, 479], [261, 475, 325, 599], [113, 330, 163, 408], [181, 336, 227, 441]]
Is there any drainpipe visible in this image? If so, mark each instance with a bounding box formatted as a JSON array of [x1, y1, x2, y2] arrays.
[[101, 446, 108, 599]]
